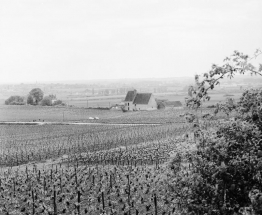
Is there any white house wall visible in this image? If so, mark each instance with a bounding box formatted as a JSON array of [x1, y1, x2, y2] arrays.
[[124, 102, 135, 111], [147, 95, 157, 110]]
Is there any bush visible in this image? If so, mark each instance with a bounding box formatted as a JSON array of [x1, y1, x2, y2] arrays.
[[171, 50, 262, 214], [176, 88, 262, 213], [121, 106, 127, 112], [169, 117, 262, 214], [40, 98, 65, 106], [157, 101, 165, 109], [40, 96, 52, 106], [53, 100, 63, 106], [9, 101, 25, 105], [5, 96, 25, 105]]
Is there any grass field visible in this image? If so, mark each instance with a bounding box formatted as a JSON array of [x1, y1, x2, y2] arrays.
[[0, 105, 120, 122], [0, 104, 227, 124], [63, 96, 124, 108]]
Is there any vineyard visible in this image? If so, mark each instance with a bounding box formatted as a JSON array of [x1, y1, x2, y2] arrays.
[[0, 99, 241, 214], [1, 164, 180, 214], [0, 0, 261, 210], [0, 129, 204, 215], [0, 111, 222, 215]]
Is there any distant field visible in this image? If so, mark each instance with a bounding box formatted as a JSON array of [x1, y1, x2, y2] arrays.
[[0, 104, 231, 125], [0, 105, 121, 122], [156, 92, 242, 106], [0, 91, 242, 123], [0, 91, 242, 108], [63, 91, 242, 108], [65, 97, 124, 108], [0, 105, 183, 123]]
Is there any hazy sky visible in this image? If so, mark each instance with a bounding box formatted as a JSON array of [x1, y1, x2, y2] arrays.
[[0, 0, 262, 83]]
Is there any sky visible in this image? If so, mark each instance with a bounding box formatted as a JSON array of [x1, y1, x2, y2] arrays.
[[0, 0, 262, 83]]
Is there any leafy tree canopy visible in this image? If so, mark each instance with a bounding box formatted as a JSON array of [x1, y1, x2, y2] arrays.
[[29, 88, 44, 105], [186, 49, 262, 110]]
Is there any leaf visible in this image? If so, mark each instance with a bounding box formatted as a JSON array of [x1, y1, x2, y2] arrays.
[[221, 162, 226, 168]]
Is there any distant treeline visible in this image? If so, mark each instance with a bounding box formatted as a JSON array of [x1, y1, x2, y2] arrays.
[[5, 88, 65, 106]]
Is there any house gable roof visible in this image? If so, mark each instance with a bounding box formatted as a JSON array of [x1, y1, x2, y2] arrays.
[[124, 91, 136, 102], [133, 93, 152, 105]]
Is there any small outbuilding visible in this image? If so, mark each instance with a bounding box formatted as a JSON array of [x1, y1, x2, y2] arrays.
[[164, 101, 183, 109]]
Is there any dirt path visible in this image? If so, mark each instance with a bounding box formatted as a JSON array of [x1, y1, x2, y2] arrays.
[[0, 121, 163, 126]]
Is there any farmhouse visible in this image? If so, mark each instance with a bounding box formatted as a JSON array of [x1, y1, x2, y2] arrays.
[[124, 89, 157, 111]]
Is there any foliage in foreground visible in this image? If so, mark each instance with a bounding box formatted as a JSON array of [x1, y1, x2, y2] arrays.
[[169, 118, 262, 214], [169, 50, 262, 214]]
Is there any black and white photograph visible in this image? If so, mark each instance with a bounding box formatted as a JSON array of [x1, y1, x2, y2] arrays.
[[0, 0, 262, 214]]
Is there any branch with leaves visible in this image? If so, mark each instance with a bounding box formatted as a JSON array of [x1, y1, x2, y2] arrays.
[[186, 49, 262, 109]]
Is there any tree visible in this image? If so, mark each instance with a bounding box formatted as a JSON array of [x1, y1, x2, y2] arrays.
[[168, 50, 262, 214], [29, 88, 44, 105], [186, 49, 262, 110], [5, 95, 24, 105], [27, 95, 34, 105]]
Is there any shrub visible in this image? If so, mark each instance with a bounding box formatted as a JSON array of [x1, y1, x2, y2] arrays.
[[9, 101, 25, 105], [40, 96, 52, 106], [168, 118, 262, 214], [157, 101, 165, 109], [53, 100, 63, 106], [170, 50, 262, 214], [121, 106, 127, 112], [5, 96, 25, 105]]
